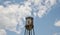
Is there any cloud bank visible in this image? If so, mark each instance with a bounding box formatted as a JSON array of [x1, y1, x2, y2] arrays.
[[26, 0, 56, 17], [0, 3, 31, 34], [0, 0, 57, 35]]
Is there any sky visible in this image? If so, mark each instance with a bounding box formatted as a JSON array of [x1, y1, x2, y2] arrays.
[[0, 0, 60, 35]]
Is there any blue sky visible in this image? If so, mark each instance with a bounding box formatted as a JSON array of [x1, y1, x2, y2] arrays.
[[0, 0, 60, 35]]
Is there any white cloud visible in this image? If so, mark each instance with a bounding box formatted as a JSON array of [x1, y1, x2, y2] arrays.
[[26, 0, 57, 18], [37, 6, 47, 17], [37, 0, 56, 18], [54, 20, 60, 27], [0, 29, 6, 35], [0, 1, 32, 34]]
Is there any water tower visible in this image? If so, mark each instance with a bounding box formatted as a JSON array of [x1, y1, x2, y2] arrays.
[[24, 17, 35, 35]]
